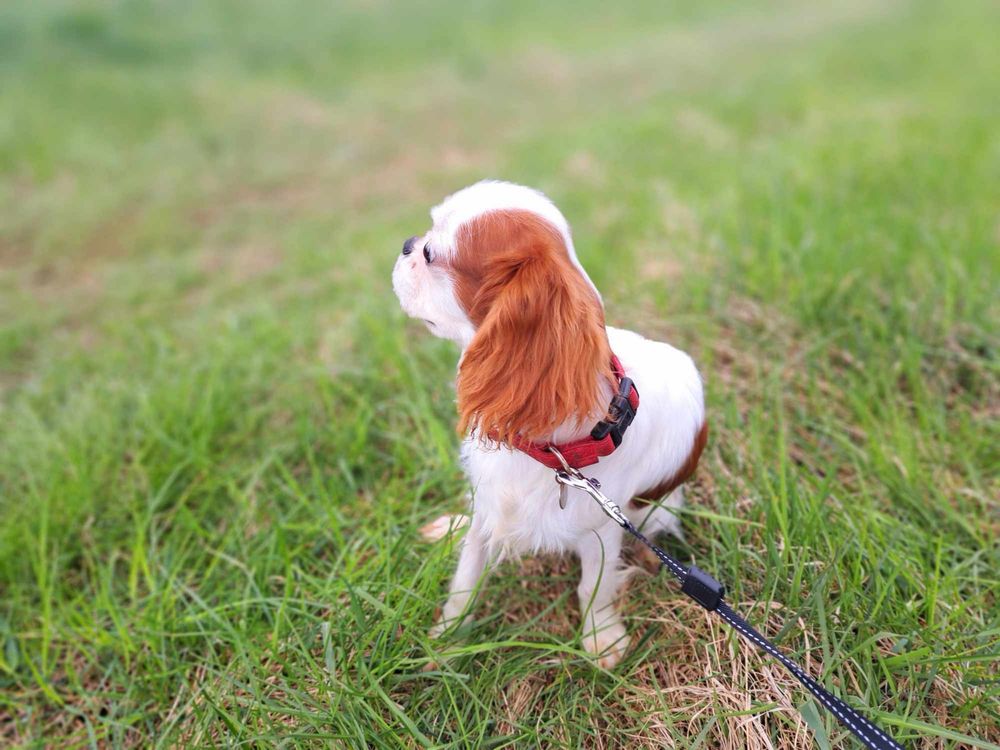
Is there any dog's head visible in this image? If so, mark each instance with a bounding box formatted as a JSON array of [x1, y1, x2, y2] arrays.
[[392, 180, 612, 444]]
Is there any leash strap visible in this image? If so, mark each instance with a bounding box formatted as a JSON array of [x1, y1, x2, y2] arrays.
[[554, 468, 906, 750]]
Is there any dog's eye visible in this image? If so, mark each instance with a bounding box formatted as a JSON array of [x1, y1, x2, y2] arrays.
[[423, 245, 433, 263]]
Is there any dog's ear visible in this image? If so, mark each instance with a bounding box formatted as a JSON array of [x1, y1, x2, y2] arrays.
[[455, 211, 611, 445]]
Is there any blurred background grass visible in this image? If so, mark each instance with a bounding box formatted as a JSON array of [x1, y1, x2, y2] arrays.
[[1, 0, 998, 748]]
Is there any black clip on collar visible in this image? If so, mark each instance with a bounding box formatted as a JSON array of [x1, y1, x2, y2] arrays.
[[590, 377, 637, 447]]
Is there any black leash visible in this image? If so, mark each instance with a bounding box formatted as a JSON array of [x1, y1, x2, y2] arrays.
[[552, 463, 905, 750]]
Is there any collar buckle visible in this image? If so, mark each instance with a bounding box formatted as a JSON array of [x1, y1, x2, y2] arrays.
[[590, 377, 636, 447]]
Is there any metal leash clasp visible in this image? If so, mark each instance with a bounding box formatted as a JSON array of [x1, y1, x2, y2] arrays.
[[549, 447, 630, 528]]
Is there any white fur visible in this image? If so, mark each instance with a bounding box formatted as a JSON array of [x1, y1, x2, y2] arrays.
[[391, 246, 475, 345], [393, 181, 705, 668]]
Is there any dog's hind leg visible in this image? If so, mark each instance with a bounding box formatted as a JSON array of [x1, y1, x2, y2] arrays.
[[629, 486, 685, 541], [627, 487, 685, 574]]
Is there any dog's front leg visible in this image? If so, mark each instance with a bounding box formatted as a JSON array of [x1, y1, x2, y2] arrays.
[[430, 521, 490, 637], [576, 526, 629, 668]]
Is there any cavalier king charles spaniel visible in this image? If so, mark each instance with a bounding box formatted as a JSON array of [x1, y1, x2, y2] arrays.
[[392, 180, 706, 667]]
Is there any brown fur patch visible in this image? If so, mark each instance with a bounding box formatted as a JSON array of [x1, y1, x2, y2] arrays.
[[449, 210, 612, 445], [632, 419, 709, 505]]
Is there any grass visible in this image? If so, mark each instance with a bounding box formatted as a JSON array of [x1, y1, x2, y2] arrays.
[[1, 0, 998, 747]]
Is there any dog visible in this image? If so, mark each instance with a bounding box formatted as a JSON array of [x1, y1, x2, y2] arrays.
[[392, 180, 706, 667]]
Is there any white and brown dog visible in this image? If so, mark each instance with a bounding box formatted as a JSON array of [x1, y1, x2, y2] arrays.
[[392, 180, 706, 667]]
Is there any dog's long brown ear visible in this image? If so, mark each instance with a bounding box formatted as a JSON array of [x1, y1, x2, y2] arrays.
[[454, 210, 612, 445]]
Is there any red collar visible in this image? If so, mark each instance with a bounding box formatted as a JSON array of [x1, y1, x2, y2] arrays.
[[511, 354, 639, 470]]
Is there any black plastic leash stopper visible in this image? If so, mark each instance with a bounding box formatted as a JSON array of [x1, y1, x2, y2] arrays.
[[681, 565, 726, 611]]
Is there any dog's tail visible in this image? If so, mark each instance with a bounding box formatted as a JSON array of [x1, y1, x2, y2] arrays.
[[419, 514, 470, 542]]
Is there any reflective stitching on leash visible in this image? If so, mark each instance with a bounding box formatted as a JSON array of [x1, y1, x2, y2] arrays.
[[718, 604, 897, 749], [552, 458, 907, 750]]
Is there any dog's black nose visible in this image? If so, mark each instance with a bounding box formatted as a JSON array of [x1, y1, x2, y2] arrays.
[[402, 236, 418, 256]]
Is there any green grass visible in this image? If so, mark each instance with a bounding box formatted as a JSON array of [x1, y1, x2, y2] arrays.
[[1, 0, 998, 747]]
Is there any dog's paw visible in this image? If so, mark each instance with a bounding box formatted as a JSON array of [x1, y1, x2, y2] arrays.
[[583, 621, 630, 669], [419, 514, 470, 542], [429, 613, 469, 639], [420, 659, 440, 673]]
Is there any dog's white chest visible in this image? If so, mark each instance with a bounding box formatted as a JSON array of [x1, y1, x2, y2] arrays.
[[470, 476, 595, 557]]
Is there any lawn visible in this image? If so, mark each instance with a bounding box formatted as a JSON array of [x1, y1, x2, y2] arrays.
[[1, 0, 998, 747]]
